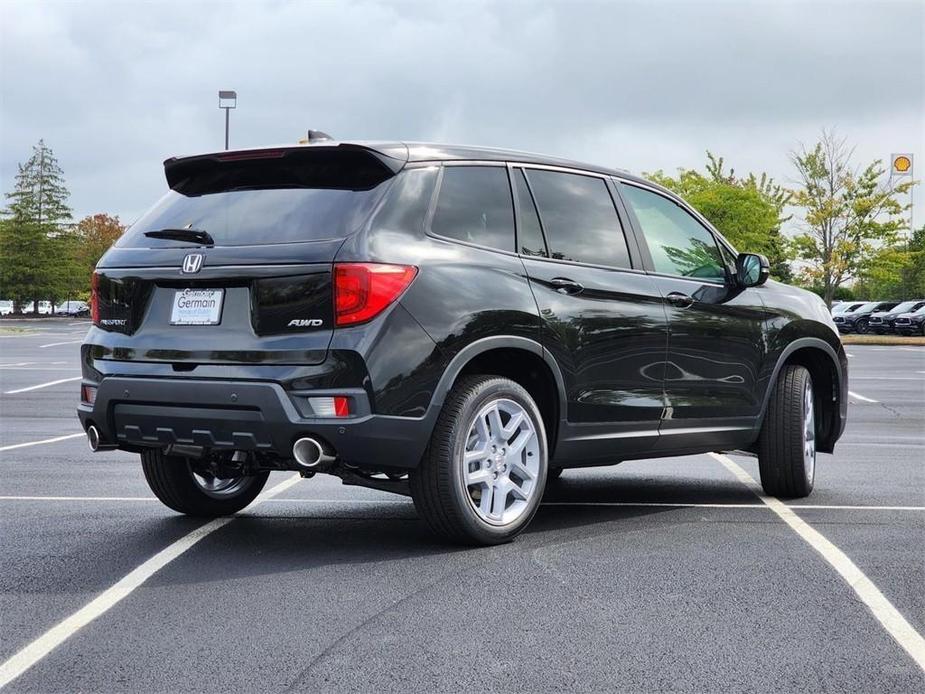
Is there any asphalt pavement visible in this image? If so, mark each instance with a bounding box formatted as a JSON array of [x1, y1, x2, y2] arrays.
[[1, 318, 923, 693]]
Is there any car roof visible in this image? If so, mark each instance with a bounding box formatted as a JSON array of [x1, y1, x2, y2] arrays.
[[164, 140, 656, 189]]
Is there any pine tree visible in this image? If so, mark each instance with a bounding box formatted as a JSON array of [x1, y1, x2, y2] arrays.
[[0, 140, 73, 312]]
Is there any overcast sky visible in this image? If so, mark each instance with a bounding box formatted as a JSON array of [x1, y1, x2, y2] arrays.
[[2, 0, 923, 229]]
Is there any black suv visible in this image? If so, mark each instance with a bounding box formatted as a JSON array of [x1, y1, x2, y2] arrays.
[[869, 300, 925, 334], [894, 304, 925, 335], [79, 142, 847, 545], [833, 301, 899, 334]]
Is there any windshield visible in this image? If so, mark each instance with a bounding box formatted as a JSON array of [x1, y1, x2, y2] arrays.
[[888, 301, 920, 314]]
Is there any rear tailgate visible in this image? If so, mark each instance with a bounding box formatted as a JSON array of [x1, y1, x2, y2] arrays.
[[90, 144, 402, 365]]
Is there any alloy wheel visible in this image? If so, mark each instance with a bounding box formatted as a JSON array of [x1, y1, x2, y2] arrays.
[[461, 398, 541, 526], [803, 380, 816, 485]]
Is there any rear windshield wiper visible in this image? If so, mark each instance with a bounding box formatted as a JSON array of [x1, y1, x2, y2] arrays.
[[143, 228, 215, 246]]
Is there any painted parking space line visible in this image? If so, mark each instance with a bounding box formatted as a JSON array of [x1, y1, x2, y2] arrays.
[[4, 376, 81, 394], [0, 473, 302, 689], [38, 340, 83, 349], [0, 433, 85, 453], [848, 390, 879, 403], [1, 495, 922, 512], [709, 452, 925, 673]]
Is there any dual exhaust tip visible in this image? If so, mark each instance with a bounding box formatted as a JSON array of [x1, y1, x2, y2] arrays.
[[88, 426, 334, 469]]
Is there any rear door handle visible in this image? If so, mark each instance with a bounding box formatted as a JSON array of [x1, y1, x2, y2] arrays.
[[549, 277, 584, 295], [665, 291, 694, 309]]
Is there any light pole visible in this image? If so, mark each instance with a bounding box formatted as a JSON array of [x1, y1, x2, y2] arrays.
[[218, 90, 237, 150]]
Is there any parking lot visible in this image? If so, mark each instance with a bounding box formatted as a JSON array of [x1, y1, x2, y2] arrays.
[[0, 318, 923, 693]]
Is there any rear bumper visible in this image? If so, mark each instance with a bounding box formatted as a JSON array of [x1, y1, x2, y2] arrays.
[[77, 376, 433, 470]]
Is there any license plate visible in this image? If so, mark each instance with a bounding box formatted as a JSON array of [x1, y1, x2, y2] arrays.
[[170, 289, 224, 325]]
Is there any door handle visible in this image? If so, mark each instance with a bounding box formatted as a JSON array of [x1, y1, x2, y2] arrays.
[[549, 277, 584, 295], [665, 291, 694, 308]]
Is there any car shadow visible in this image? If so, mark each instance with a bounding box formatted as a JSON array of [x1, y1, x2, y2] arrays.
[[146, 471, 761, 587]]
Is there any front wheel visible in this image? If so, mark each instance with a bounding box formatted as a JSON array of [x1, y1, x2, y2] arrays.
[[410, 376, 548, 545], [757, 365, 816, 498], [141, 449, 269, 516], [854, 319, 869, 334]]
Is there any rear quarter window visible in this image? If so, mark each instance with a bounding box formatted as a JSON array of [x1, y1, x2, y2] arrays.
[[429, 166, 515, 252]]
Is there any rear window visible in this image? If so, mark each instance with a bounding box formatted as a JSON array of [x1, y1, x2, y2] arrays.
[[118, 150, 394, 248], [430, 166, 515, 252]]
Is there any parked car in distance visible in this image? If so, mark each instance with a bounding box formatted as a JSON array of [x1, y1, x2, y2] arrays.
[[20, 301, 54, 315], [893, 304, 925, 336], [54, 300, 90, 317], [0, 300, 12, 316], [869, 300, 925, 334], [833, 301, 899, 333], [831, 301, 865, 316], [78, 140, 848, 545]]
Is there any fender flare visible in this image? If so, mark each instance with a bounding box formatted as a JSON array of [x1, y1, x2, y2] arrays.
[[428, 335, 568, 418], [757, 336, 847, 447]]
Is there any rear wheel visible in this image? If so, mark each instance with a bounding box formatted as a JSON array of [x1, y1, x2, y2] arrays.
[[757, 365, 816, 498], [141, 449, 269, 516], [410, 376, 548, 545]]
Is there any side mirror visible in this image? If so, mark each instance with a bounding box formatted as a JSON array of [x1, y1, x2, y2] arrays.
[[735, 253, 770, 287]]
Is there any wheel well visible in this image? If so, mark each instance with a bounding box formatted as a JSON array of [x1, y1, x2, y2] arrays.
[[782, 346, 839, 451], [455, 348, 560, 453]]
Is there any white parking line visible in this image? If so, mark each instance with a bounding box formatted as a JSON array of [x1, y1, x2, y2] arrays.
[[848, 390, 879, 403], [0, 433, 85, 452], [0, 495, 922, 512], [4, 376, 81, 394], [0, 473, 302, 689], [710, 452, 925, 673], [39, 340, 83, 348]]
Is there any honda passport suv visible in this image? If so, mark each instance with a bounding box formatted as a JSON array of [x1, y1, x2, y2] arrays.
[[79, 141, 847, 545]]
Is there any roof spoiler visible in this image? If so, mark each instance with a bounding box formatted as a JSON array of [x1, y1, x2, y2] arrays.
[[163, 142, 407, 191]]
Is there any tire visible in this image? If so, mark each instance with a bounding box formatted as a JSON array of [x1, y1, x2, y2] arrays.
[[855, 319, 869, 334], [757, 365, 816, 498], [410, 375, 548, 545], [141, 449, 269, 516]]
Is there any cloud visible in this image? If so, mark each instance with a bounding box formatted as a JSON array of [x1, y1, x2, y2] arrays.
[[1, 0, 922, 224]]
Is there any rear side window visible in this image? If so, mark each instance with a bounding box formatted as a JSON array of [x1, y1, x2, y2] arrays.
[[525, 169, 631, 268], [621, 184, 726, 282], [119, 149, 395, 248], [431, 166, 514, 251]]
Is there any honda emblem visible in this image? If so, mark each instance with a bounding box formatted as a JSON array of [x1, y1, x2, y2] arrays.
[[181, 253, 204, 274]]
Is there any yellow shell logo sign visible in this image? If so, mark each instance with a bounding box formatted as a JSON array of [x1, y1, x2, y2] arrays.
[[893, 155, 912, 173]]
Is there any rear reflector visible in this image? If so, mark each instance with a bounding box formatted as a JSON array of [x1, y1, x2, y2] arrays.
[[81, 385, 97, 405], [90, 272, 100, 326], [308, 396, 351, 417], [334, 263, 417, 326]]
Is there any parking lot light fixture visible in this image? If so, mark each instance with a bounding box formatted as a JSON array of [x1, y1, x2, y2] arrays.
[[218, 90, 237, 150]]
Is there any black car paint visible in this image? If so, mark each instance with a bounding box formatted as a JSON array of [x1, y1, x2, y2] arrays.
[[78, 141, 847, 473], [833, 301, 899, 333]]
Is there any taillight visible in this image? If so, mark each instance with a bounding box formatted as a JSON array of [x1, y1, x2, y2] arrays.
[[334, 263, 417, 327], [90, 272, 100, 326]]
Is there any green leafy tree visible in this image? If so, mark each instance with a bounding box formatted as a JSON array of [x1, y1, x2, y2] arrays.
[[853, 224, 925, 300], [0, 140, 74, 312], [790, 130, 912, 308], [646, 152, 793, 280]]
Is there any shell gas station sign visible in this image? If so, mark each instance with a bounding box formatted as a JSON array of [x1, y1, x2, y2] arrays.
[[891, 153, 913, 177]]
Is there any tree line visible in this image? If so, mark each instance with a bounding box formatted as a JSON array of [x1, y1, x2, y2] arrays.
[[0, 133, 920, 313]]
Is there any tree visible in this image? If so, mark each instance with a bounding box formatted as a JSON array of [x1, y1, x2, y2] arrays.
[[790, 130, 912, 308], [853, 224, 925, 300], [646, 152, 794, 280], [74, 213, 125, 276], [0, 140, 74, 312]]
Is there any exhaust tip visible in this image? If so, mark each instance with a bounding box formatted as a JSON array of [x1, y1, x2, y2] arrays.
[[87, 425, 101, 452], [293, 437, 334, 469]]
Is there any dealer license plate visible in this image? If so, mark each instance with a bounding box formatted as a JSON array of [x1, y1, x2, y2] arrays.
[[170, 289, 224, 325]]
